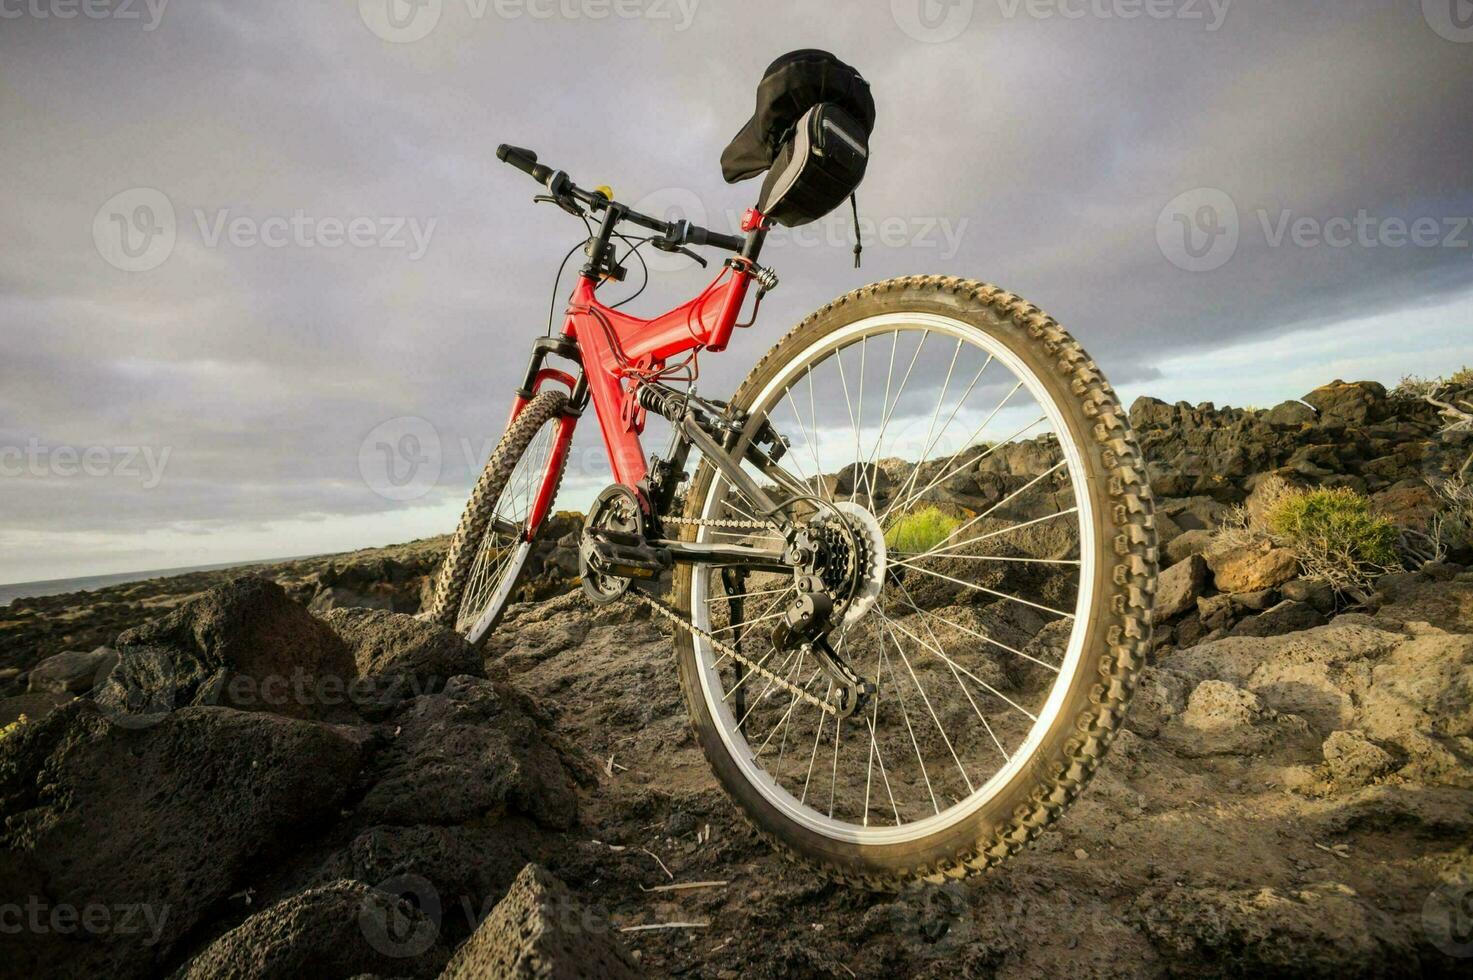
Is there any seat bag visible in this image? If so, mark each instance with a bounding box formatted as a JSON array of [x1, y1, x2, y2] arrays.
[[756, 102, 869, 227], [720, 49, 874, 187]]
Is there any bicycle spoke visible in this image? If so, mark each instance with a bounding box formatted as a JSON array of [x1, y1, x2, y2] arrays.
[[892, 578, 1012, 764], [878, 609, 1039, 723], [800, 681, 835, 806], [704, 585, 792, 604], [878, 631, 939, 816], [890, 586, 1061, 674], [896, 562, 1075, 619], [891, 338, 962, 509], [680, 317, 1101, 844], [879, 387, 1032, 527], [891, 620, 974, 794], [898, 459, 1069, 562]]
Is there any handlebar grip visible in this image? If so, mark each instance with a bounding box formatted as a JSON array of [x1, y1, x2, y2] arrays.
[[496, 144, 553, 185], [686, 225, 746, 253]]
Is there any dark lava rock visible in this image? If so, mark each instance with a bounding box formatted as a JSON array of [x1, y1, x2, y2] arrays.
[[833, 460, 892, 499], [1231, 599, 1328, 638], [355, 676, 579, 830], [321, 608, 482, 717], [1282, 577, 1336, 614], [0, 701, 366, 979], [308, 551, 441, 614], [26, 646, 117, 695], [298, 823, 546, 947], [1196, 593, 1237, 633], [1229, 588, 1278, 613], [440, 864, 639, 980], [1154, 554, 1209, 621], [177, 879, 448, 980], [1304, 379, 1388, 427], [0, 690, 74, 726], [1166, 528, 1216, 565], [513, 512, 585, 604], [1132, 881, 1416, 976], [1265, 400, 1316, 427], [94, 576, 356, 723]]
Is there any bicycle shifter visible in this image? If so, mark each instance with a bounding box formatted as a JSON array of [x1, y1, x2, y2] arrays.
[[650, 236, 708, 268]]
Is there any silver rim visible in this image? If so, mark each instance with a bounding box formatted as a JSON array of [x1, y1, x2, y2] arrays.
[[687, 312, 1097, 844], [455, 417, 559, 642]]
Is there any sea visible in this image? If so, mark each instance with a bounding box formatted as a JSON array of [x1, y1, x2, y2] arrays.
[[0, 556, 318, 608]]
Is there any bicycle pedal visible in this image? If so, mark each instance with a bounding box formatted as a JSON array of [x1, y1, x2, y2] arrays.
[[586, 537, 670, 578]]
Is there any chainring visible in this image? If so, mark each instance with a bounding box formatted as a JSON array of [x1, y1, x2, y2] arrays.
[[579, 484, 645, 605]]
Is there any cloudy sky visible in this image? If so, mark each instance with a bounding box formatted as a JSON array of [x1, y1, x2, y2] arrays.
[[2, 0, 1470, 584]]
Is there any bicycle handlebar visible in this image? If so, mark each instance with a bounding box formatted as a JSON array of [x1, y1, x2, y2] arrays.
[[495, 143, 745, 254], [495, 144, 553, 185]]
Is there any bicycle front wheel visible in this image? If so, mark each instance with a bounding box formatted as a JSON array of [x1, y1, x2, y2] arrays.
[[671, 276, 1156, 887], [427, 389, 569, 647]]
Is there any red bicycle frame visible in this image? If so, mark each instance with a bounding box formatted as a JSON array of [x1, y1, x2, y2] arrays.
[[506, 241, 762, 536]]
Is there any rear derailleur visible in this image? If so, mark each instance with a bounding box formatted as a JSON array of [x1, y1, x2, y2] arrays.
[[769, 579, 876, 719]]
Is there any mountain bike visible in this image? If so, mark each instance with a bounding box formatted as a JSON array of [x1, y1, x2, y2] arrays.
[[427, 144, 1157, 887]]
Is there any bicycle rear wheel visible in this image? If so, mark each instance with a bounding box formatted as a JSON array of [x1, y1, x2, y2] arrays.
[[671, 276, 1156, 886]]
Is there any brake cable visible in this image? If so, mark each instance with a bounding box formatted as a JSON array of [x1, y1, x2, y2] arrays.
[[545, 216, 594, 336], [609, 232, 651, 310]]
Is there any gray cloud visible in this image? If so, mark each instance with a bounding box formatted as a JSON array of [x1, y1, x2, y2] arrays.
[[2, 0, 1470, 577]]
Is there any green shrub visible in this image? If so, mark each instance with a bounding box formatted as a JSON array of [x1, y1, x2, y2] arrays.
[[1265, 487, 1399, 567], [885, 506, 961, 554], [0, 714, 27, 742]]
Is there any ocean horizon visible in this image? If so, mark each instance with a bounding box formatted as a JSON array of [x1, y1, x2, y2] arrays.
[[0, 554, 325, 608]]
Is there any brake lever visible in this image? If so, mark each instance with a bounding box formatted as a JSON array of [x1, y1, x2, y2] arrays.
[[650, 236, 708, 268], [533, 193, 586, 218]]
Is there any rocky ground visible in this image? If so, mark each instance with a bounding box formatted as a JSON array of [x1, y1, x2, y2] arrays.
[[2, 379, 1472, 978]]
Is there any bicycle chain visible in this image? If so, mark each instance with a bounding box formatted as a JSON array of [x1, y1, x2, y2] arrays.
[[661, 515, 781, 531], [629, 514, 837, 717]]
